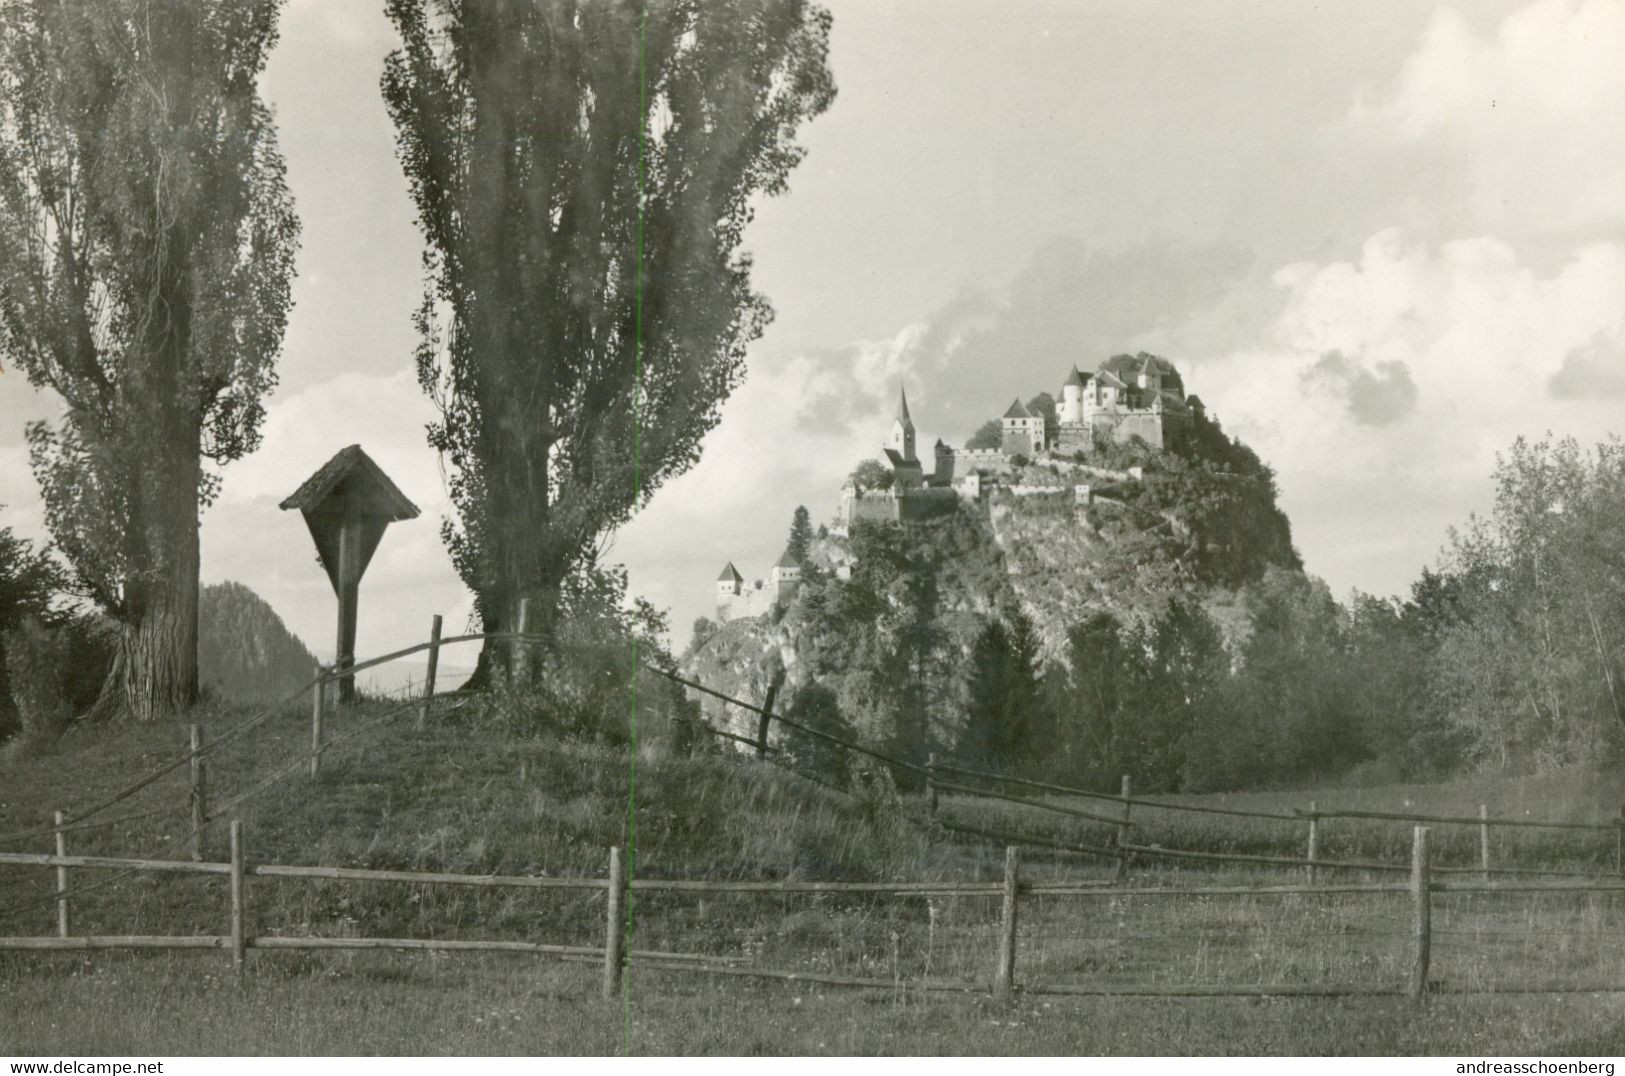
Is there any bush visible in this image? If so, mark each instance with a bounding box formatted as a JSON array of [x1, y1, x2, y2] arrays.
[[780, 682, 853, 789], [3, 617, 72, 756]]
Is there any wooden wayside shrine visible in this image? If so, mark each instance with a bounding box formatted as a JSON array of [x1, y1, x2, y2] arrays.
[[279, 445, 419, 703]]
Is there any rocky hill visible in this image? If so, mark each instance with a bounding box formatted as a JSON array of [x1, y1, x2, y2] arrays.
[[681, 411, 1299, 748], [199, 581, 319, 703]]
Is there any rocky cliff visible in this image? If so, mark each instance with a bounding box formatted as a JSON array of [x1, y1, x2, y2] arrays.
[[681, 416, 1299, 747]]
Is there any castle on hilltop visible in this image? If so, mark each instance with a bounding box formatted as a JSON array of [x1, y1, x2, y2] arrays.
[[1006, 353, 1202, 454], [710, 354, 1205, 621], [843, 353, 1204, 530]]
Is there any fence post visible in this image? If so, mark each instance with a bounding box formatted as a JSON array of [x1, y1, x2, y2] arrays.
[[1616, 806, 1623, 880], [993, 845, 1020, 1002], [230, 820, 247, 975], [1305, 801, 1319, 887], [1409, 825, 1431, 1002], [190, 724, 207, 862], [755, 678, 780, 760], [418, 614, 443, 731], [54, 810, 69, 939], [1115, 775, 1133, 881], [513, 597, 531, 684], [1479, 804, 1491, 883], [310, 663, 325, 779], [926, 753, 938, 819], [604, 846, 626, 1000]]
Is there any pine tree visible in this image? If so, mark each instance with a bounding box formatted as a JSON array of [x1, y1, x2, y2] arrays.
[[786, 506, 814, 564], [781, 682, 853, 788]]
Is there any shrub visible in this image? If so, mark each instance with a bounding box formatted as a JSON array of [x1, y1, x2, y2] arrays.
[[3, 617, 72, 756], [780, 682, 853, 789]]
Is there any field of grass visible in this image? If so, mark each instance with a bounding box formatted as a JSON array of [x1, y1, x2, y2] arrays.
[[939, 767, 1625, 877], [5, 697, 1625, 1055], [8, 953, 1625, 1055]]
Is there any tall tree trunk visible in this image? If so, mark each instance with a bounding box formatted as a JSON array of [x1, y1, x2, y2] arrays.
[[90, 445, 200, 723]]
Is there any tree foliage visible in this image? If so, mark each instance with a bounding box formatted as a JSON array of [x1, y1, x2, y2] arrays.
[[0, 0, 299, 720], [0, 519, 65, 738], [382, 0, 836, 671], [957, 606, 1042, 770], [780, 681, 852, 788], [1424, 436, 1625, 771], [786, 505, 813, 564], [847, 458, 892, 492], [965, 420, 1001, 451]]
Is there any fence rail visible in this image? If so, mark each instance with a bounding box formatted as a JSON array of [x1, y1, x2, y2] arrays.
[[10, 624, 1625, 1005], [7, 828, 1625, 1002]]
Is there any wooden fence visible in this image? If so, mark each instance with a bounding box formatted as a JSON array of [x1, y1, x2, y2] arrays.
[[9, 622, 1625, 1003], [27, 611, 1607, 889], [640, 651, 1625, 884], [6, 827, 1625, 1001]]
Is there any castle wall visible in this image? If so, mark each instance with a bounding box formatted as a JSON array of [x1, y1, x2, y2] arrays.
[[933, 448, 1011, 484], [717, 577, 798, 623], [1001, 422, 1040, 451], [841, 490, 902, 528], [1053, 423, 1096, 452], [897, 487, 959, 521], [1088, 410, 1165, 450]]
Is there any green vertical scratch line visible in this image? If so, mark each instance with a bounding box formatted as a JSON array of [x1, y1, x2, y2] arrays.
[[624, 0, 647, 1057]]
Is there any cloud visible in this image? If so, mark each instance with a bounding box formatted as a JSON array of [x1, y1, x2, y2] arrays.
[[3, 367, 468, 661], [612, 237, 1278, 646], [1303, 352, 1419, 427], [1549, 334, 1625, 398], [203, 370, 467, 658], [614, 327, 930, 642], [1188, 227, 1625, 599], [908, 237, 1258, 436], [1351, 0, 1625, 233]]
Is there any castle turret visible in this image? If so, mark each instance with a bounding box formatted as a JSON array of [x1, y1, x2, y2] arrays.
[[1136, 354, 1160, 393], [770, 545, 802, 604], [1001, 398, 1043, 455], [717, 561, 743, 598], [716, 561, 745, 622], [889, 386, 917, 464], [1059, 365, 1087, 424]]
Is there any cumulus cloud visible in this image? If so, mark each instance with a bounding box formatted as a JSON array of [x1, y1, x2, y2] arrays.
[[1302, 352, 1419, 427], [2, 368, 468, 662], [614, 328, 934, 641], [1189, 227, 1625, 599], [1351, 0, 1625, 233], [613, 237, 1270, 644], [902, 237, 1257, 436], [204, 370, 467, 659], [1549, 334, 1625, 399]]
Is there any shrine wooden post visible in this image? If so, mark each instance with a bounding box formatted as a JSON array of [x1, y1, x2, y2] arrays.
[[280, 445, 420, 704]]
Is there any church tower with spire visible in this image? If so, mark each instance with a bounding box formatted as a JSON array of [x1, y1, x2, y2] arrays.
[[889, 386, 917, 464]]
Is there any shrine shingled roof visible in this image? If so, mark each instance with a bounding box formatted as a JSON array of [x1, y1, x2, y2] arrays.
[[279, 444, 420, 521]]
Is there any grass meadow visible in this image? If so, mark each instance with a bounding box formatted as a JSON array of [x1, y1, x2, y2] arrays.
[[4, 692, 1625, 1055]]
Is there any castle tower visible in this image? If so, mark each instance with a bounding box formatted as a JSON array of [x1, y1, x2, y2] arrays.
[[1059, 365, 1087, 424], [716, 561, 744, 622], [1001, 398, 1044, 455], [889, 386, 917, 464], [770, 545, 802, 603], [1136, 354, 1160, 393]]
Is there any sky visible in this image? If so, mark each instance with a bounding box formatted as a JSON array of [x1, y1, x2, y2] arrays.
[[3, 0, 1625, 663]]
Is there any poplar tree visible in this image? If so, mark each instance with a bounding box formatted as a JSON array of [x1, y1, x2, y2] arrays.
[[381, 0, 835, 674], [0, 0, 299, 721]]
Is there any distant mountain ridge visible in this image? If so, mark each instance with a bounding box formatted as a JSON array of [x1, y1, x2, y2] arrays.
[[199, 582, 319, 703]]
